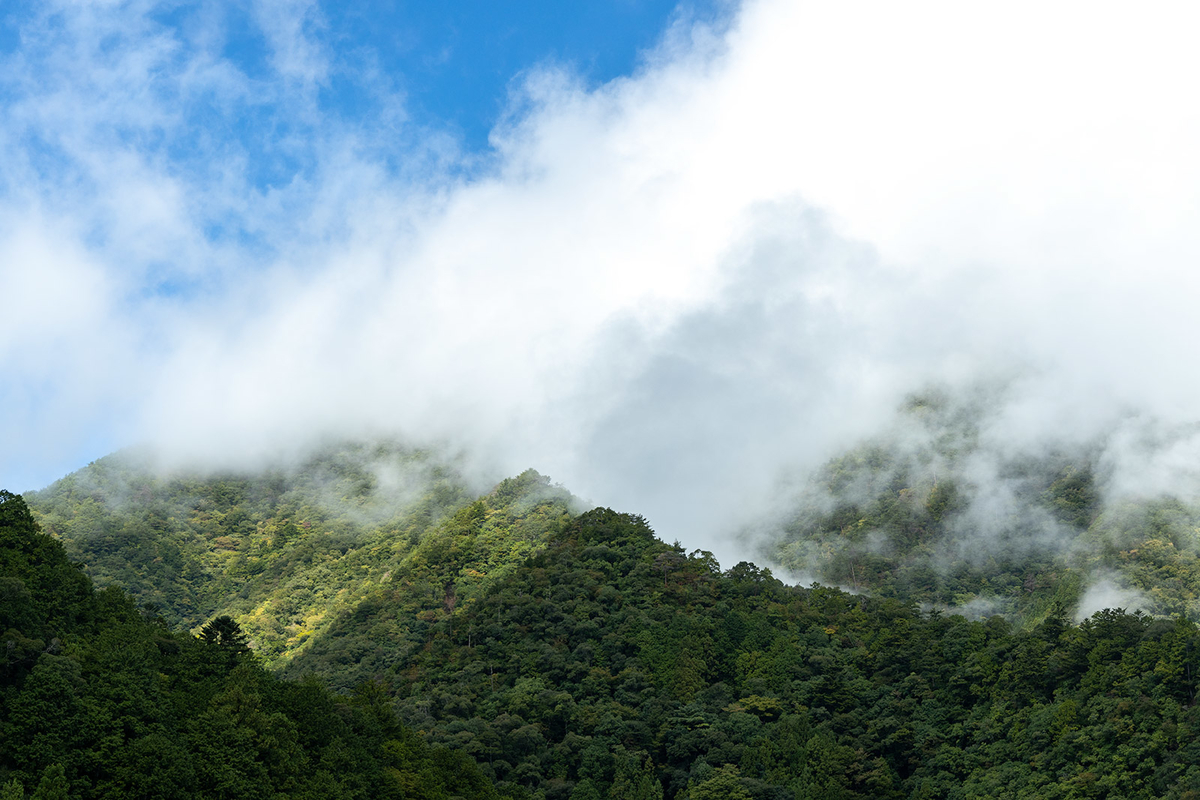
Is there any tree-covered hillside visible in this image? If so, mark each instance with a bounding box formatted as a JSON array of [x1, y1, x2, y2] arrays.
[[0, 489, 502, 799], [281, 469, 577, 690], [25, 442, 503, 667], [17, 431, 1200, 799], [304, 506, 1200, 799], [12, 464, 1200, 798], [31, 421, 1200, 662], [757, 393, 1200, 626]]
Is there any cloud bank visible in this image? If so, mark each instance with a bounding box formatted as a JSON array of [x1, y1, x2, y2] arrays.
[[3, 0, 1200, 567]]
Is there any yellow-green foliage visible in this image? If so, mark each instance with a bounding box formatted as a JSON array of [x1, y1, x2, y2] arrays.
[[24, 441, 493, 669], [1, 489, 502, 799], [280, 469, 577, 688]]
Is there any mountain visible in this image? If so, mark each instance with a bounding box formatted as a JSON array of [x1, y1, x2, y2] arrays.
[[290, 505, 1200, 799], [754, 391, 1200, 627], [15, 430, 1200, 798], [25, 441, 495, 667], [0, 489, 501, 799], [30, 414, 1200, 656], [277, 470, 578, 690]]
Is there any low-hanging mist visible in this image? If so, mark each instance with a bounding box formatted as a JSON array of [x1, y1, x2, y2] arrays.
[[749, 385, 1200, 623], [4, 0, 1200, 573]]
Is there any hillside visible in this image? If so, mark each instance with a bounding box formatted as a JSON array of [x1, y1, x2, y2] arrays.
[[279, 470, 577, 689], [754, 393, 1200, 627], [31, 418, 1200, 656], [27, 444, 578, 674], [12, 453, 1200, 797], [309, 506, 1200, 799], [25, 441, 489, 667], [17, 429, 1200, 798], [0, 489, 502, 799]]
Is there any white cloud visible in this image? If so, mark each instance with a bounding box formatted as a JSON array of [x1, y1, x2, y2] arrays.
[[4, 0, 1200, 565], [1076, 575, 1149, 623]]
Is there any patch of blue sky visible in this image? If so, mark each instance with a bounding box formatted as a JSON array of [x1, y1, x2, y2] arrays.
[[136, 270, 209, 302], [7, 129, 91, 199], [216, 8, 278, 83], [0, 376, 128, 495], [131, 1, 741, 240], [319, 0, 732, 151], [0, 0, 39, 54], [0, 16, 18, 57], [7, 1, 733, 201]]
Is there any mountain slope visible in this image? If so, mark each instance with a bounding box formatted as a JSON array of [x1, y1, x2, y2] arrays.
[[25, 441, 480, 666], [1, 489, 503, 799], [320, 505, 1200, 799], [281, 469, 579, 689], [755, 392, 1200, 626], [16, 439, 1200, 798]]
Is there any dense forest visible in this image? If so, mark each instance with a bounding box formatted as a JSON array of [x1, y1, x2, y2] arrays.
[[24, 442, 495, 668], [9, 426, 1200, 798], [0, 489, 498, 799], [321, 507, 1200, 799]]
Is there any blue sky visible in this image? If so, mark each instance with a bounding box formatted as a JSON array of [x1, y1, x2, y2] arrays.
[[316, 1, 728, 149], [3, 0, 1200, 560]]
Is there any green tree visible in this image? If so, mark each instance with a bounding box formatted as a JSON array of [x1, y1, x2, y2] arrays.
[[569, 778, 603, 800], [200, 616, 250, 652], [611, 750, 663, 800], [30, 765, 68, 800], [687, 764, 750, 800]]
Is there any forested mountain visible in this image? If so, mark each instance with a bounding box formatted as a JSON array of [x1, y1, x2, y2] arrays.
[[279, 471, 576, 690], [0, 489, 499, 799], [307, 506, 1200, 799], [24, 442, 523, 667], [11, 428, 1200, 798], [757, 393, 1200, 627]]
